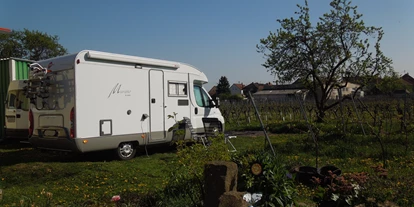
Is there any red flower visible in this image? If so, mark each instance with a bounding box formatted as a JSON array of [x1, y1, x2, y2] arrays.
[[111, 195, 121, 202]]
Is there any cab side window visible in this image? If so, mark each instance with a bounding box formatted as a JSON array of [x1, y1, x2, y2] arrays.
[[193, 85, 212, 107]]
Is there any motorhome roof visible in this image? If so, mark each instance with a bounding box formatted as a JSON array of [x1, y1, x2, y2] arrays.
[[85, 50, 180, 69], [35, 50, 207, 80]]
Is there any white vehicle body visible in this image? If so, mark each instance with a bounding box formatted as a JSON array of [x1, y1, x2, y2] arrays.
[[1, 57, 33, 141], [4, 80, 30, 139], [26, 50, 224, 160]]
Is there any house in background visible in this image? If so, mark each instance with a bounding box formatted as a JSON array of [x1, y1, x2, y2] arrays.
[[242, 82, 272, 96], [252, 89, 308, 101], [230, 83, 245, 96], [401, 73, 414, 93], [401, 73, 414, 85], [328, 82, 364, 100], [252, 81, 308, 101], [208, 86, 217, 97]]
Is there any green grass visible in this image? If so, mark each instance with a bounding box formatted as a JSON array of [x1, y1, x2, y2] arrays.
[[0, 144, 176, 206], [1, 129, 414, 206], [230, 132, 414, 206]]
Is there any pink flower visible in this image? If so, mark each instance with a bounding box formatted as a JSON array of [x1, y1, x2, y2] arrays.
[[111, 195, 121, 202]]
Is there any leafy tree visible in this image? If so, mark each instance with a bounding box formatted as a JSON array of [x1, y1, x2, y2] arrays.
[[216, 76, 231, 98], [256, 0, 393, 122], [376, 73, 412, 94], [0, 28, 68, 61]]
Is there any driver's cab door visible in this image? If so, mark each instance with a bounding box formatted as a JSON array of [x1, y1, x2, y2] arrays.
[[5, 89, 29, 130], [190, 82, 215, 134]]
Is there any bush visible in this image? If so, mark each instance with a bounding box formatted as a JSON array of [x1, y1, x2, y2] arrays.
[[232, 150, 297, 206], [312, 171, 369, 207]]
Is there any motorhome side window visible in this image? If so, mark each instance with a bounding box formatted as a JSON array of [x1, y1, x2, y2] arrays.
[[168, 82, 187, 96], [194, 85, 212, 107], [7, 91, 29, 110], [18, 90, 29, 110], [8, 93, 16, 109]]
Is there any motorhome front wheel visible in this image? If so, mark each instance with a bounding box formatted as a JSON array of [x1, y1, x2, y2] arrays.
[[116, 142, 137, 160]]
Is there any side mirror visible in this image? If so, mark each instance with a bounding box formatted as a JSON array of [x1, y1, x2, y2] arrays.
[[208, 99, 215, 108], [215, 97, 220, 108]]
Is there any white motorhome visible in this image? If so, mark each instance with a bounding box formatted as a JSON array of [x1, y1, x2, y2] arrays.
[[4, 80, 30, 140], [25, 50, 224, 160]]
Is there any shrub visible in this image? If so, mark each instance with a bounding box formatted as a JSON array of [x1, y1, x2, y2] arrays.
[[233, 150, 297, 206], [312, 171, 369, 207]]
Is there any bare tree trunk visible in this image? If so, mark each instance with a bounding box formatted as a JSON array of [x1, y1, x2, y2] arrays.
[[316, 108, 325, 123]]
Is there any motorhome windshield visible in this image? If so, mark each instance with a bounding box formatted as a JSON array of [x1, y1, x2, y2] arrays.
[[7, 90, 29, 110], [194, 85, 214, 107]]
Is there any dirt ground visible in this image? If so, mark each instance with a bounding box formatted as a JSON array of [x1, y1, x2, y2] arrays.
[[226, 130, 272, 138]]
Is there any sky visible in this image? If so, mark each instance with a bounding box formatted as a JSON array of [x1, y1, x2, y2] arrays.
[[1, 0, 414, 90]]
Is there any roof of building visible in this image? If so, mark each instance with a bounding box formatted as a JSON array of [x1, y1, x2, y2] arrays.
[[243, 82, 272, 90], [402, 73, 414, 85], [208, 86, 217, 96], [232, 83, 245, 90], [262, 82, 305, 90]]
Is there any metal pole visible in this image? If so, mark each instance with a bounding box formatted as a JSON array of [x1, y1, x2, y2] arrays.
[[248, 91, 276, 157], [351, 93, 366, 136], [338, 88, 346, 135], [295, 91, 319, 169]]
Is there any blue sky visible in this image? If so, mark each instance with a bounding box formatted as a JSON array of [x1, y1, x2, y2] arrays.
[[1, 0, 413, 90]]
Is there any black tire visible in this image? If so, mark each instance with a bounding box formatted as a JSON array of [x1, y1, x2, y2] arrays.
[[116, 142, 137, 161]]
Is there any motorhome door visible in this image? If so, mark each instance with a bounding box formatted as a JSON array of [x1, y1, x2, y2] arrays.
[[149, 70, 166, 142], [5, 89, 29, 130], [189, 76, 215, 133]]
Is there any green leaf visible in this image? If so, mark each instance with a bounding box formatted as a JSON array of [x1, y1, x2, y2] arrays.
[[0, 28, 68, 60]]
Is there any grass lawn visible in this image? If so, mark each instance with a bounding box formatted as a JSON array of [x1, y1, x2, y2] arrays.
[[0, 143, 177, 206], [1, 130, 413, 206]]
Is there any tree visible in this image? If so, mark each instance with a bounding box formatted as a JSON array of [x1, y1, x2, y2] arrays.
[[0, 28, 68, 61], [376, 73, 412, 94], [216, 76, 231, 99], [257, 0, 393, 122]]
